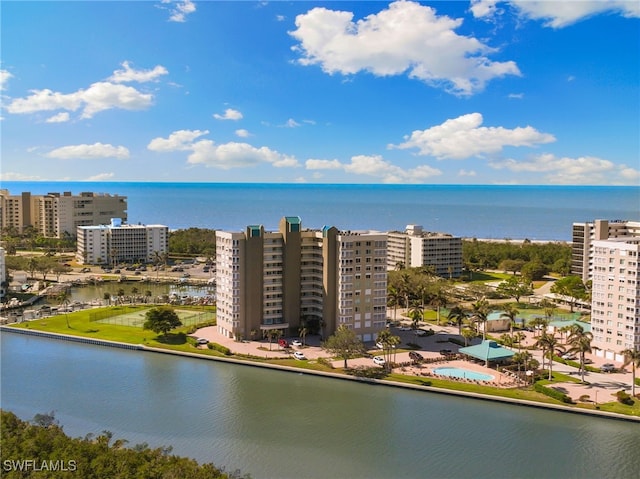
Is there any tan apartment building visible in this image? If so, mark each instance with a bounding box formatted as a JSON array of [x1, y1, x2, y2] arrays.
[[590, 236, 640, 362], [0, 189, 127, 238], [215, 217, 387, 342], [76, 218, 168, 265], [571, 219, 640, 282], [387, 224, 463, 278]]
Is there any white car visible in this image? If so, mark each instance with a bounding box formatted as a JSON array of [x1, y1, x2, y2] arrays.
[[291, 339, 303, 347], [601, 363, 615, 373], [196, 338, 209, 345], [373, 356, 386, 366], [293, 351, 306, 360], [561, 353, 576, 360], [414, 329, 428, 337], [398, 326, 412, 331]]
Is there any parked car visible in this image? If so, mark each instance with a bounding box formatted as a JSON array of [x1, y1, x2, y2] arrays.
[[398, 326, 412, 331], [291, 339, 302, 347], [561, 353, 577, 360], [373, 356, 386, 366], [414, 329, 428, 337], [293, 351, 306, 360], [196, 338, 209, 345], [601, 363, 616, 373]]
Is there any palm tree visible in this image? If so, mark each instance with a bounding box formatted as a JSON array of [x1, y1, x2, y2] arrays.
[[513, 331, 526, 351], [408, 302, 424, 330], [56, 289, 71, 328], [461, 327, 475, 347], [447, 305, 467, 335], [621, 348, 640, 397], [528, 316, 549, 338], [536, 333, 560, 380], [430, 286, 448, 325], [471, 299, 489, 340], [566, 327, 593, 383], [387, 286, 402, 322], [500, 304, 519, 335], [299, 326, 309, 346]]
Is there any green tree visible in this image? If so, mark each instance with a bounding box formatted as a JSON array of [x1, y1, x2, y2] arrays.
[[461, 327, 475, 347], [471, 299, 490, 340], [536, 332, 560, 380], [387, 285, 402, 321], [566, 325, 593, 383], [57, 289, 72, 328], [520, 260, 548, 282], [550, 275, 588, 312], [323, 325, 366, 368], [408, 302, 424, 330], [500, 303, 520, 334], [622, 348, 640, 397], [496, 276, 532, 303], [447, 305, 467, 335], [498, 259, 525, 275], [143, 306, 182, 338]]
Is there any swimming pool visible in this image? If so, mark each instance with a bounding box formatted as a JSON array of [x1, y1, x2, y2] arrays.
[[433, 367, 494, 381]]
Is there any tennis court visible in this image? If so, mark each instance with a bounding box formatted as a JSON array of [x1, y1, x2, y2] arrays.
[[93, 308, 215, 328]]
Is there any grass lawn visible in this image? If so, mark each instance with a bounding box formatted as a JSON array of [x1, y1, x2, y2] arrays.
[[9, 305, 215, 349]]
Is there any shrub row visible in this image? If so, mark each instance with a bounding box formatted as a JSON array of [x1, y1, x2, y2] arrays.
[[534, 382, 573, 404], [207, 342, 231, 355]]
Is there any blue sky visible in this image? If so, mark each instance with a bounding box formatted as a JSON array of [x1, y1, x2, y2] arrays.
[[1, 0, 638, 185]]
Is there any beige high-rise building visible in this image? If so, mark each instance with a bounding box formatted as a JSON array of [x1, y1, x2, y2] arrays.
[[387, 225, 463, 278], [0, 189, 127, 238], [76, 218, 168, 265], [571, 219, 640, 282], [590, 236, 640, 362], [215, 217, 387, 342]]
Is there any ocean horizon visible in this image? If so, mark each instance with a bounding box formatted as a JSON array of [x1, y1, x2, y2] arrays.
[[2, 182, 638, 241]]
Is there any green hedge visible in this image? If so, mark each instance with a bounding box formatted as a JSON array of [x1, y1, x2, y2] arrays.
[[534, 382, 573, 404], [207, 342, 231, 355]]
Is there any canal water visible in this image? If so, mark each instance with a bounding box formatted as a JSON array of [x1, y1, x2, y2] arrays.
[[1, 332, 638, 479]]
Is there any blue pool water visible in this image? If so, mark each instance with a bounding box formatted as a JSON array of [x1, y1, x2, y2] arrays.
[[433, 367, 495, 381]]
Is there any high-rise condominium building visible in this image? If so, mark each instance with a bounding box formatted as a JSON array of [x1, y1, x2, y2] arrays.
[[0, 247, 6, 300], [387, 224, 463, 278], [215, 217, 387, 342], [76, 218, 168, 265], [571, 219, 640, 282], [589, 236, 640, 362], [0, 189, 127, 238]]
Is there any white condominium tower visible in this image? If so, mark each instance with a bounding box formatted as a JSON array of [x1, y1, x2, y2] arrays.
[[76, 218, 169, 265], [0, 189, 127, 238], [590, 236, 640, 362], [571, 219, 640, 282], [215, 217, 387, 342], [387, 224, 463, 277]]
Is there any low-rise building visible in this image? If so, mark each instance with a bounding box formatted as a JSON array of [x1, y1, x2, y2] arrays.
[[76, 218, 168, 266], [387, 224, 463, 278]]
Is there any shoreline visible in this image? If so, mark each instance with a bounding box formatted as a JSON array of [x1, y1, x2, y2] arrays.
[[2, 325, 637, 423]]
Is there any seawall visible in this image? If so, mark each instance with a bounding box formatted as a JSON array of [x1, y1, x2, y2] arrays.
[[2, 325, 638, 423]]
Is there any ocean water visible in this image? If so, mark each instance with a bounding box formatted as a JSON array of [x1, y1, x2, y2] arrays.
[[2, 182, 638, 240]]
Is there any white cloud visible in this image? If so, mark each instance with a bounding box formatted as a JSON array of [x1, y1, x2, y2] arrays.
[[306, 154, 442, 183], [0, 69, 13, 90], [213, 108, 243, 120], [7, 78, 155, 119], [160, 0, 196, 23], [0, 172, 43, 181], [392, 113, 555, 160], [284, 118, 300, 128], [45, 112, 70, 123], [508, 93, 524, 99], [148, 129, 209, 152], [46, 143, 130, 160], [305, 159, 343, 170], [458, 169, 477, 177], [148, 129, 300, 169], [472, 0, 640, 28], [489, 153, 640, 185], [86, 172, 115, 181], [235, 129, 251, 138], [276, 15, 286, 22], [290, 0, 520, 96], [108, 61, 168, 83]]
